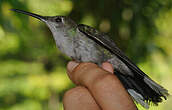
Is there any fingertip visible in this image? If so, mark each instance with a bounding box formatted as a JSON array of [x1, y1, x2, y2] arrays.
[[67, 61, 79, 73], [102, 62, 114, 73]]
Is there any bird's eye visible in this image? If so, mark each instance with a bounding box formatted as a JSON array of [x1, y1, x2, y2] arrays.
[[55, 18, 62, 22]]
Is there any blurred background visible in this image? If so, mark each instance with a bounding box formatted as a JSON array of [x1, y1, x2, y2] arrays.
[[0, 0, 171, 110]]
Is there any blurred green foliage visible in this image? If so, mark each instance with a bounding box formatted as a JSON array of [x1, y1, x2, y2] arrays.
[[0, 0, 171, 110]]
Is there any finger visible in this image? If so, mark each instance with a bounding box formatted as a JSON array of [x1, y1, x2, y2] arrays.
[[67, 61, 79, 82], [67, 62, 137, 110], [102, 62, 114, 73], [63, 86, 101, 110]]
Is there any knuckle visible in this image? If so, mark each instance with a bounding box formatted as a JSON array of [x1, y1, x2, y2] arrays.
[[64, 88, 78, 100], [72, 63, 99, 84], [64, 86, 88, 100]]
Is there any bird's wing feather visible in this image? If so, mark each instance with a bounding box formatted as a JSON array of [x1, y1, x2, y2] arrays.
[[77, 24, 146, 77]]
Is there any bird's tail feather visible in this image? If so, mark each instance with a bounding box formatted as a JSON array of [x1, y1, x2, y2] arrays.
[[115, 71, 169, 109], [144, 77, 169, 99]]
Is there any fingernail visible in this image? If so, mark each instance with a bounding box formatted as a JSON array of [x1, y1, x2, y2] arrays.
[[67, 61, 79, 73]]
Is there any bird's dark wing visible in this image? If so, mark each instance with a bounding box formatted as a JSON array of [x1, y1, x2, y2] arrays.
[[77, 24, 146, 77]]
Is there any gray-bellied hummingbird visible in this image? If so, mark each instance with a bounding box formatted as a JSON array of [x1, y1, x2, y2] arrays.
[[11, 9, 169, 109]]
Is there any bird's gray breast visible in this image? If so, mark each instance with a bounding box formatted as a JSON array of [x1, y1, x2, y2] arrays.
[[72, 29, 111, 64]]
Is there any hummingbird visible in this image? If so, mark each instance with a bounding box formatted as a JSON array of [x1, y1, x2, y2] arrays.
[[11, 9, 169, 109]]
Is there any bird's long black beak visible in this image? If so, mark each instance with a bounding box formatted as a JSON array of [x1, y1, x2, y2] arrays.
[[11, 9, 47, 21]]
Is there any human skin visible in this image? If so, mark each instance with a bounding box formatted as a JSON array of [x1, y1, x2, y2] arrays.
[[63, 61, 137, 110]]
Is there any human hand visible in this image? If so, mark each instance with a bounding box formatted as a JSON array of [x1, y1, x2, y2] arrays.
[[63, 61, 137, 110]]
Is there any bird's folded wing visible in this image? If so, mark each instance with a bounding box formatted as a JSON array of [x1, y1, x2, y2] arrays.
[[77, 24, 146, 77]]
